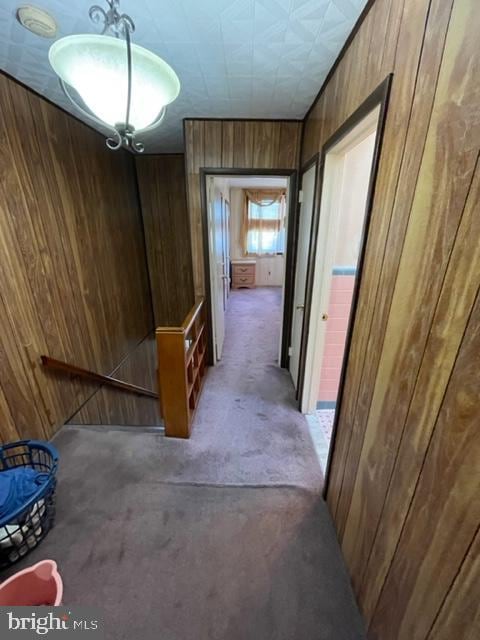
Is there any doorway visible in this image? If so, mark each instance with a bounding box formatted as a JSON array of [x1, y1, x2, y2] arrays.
[[298, 77, 391, 477], [289, 159, 318, 389], [209, 178, 230, 361], [203, 172, 295, 367]]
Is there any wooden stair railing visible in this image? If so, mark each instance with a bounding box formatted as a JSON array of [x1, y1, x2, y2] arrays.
[[156, 298, 208, 438], [41, 356, 159, 399]]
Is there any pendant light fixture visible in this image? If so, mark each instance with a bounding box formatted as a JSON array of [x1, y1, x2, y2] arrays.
[[48, 0, 180, 152]]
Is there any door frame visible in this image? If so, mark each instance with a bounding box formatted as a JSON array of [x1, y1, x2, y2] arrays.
[[206, 179, 229, 362], [200, 167, 298, 368], [301, 110, 380, 410], [296, 75, 393, 493], [289, 154, 320, 390]]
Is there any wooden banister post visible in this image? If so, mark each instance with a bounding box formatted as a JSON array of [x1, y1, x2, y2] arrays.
[[156, 330, 190, 438], [156, 298, 207, 438]]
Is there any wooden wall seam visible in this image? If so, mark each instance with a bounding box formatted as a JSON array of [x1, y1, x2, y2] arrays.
[[426, 524, 480, 640], [328, 0, 439, 531], [0, 72, 155, 439], [366, 284, 480, 632], [135, 154, 195, 326], [359, 148, 480, 616], [302, 0, 480, 637]]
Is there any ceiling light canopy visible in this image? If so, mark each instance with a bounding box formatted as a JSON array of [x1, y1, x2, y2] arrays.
[[17, 5, 58, 38], [48, 0, 180, 152]]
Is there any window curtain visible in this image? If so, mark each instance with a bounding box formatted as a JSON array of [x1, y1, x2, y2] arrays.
[[242, 189, 287, 256]]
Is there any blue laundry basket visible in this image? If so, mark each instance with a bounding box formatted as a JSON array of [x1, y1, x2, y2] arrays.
[[0, 440, 59, 569]]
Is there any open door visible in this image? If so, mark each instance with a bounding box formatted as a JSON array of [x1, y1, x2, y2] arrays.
[[207, 179, 227, 362], [295, 77, 392, 479], [222, 198, 230, 310], [289, 162, 317, 389], [302, 107, 380, 414]]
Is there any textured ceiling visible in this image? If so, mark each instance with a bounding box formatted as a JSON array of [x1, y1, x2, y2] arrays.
[[0, 0, 368, 152]]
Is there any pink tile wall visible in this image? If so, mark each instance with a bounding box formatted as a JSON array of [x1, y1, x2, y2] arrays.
[[318, 275, 355, 403]]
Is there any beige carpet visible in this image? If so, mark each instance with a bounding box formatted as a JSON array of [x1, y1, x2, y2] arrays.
[[11, 472, 365, 640], [3, 288, 365, 639], [63, 288, 323, 489]]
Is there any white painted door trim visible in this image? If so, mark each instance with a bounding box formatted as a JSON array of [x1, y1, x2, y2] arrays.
[[300, 106, 380, 413]]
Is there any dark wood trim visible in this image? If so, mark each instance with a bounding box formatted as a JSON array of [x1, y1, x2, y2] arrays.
[[291, 152, 321, 395], [199, 170, 215, 364], [301, 152, 321, 176], [201, 168, 297, 177], [0, 68, 113, 144], [0, 69, 175, 157], [295, 155, 324, 400], [322, 74, 392, 497], [137, 152, 185, 157], [323, 76, 392, 156], [303, 0, 376, 123], [199, 167, 298, 368], [41, 355, 159, 399], [298, 117, 307, 178], [184, 117, 302, 124], [294, 75, 392, 496], [281, 169, 299, 368], [139, 152, 184, 156]]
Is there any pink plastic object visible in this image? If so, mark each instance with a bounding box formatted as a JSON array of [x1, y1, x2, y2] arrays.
[[0, 560, 63, 606]]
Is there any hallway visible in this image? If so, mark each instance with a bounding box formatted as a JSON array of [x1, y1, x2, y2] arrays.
[[59, 286, 325, 489], [185, 285, 324, 488], [9, 286, 365, 639], [0, 1, 477, 636]]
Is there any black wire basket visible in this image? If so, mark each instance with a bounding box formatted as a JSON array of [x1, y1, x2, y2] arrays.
[[0, 440, 59, 570]]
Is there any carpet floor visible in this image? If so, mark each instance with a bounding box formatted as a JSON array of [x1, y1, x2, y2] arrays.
[[18, 480, 364, 640], [60, 287, 323, 489], [5, 287, 365, 639]]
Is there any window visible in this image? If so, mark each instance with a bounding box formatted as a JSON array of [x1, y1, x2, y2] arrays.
[[243, 190, 286, 256]]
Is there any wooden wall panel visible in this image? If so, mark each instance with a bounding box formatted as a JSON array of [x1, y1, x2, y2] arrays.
[[427, 528, 480, 640], [184, 119, 301, 296], [0, 73, 154, 441], [69, 333, 161, 426], [369, 287, 480, 640], [302, 0, 480, 637], [135, 154, 194, 326], [342, 0, 478, 587]]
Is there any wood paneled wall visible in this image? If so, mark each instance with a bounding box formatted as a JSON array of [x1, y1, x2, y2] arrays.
[[303, 0, 480, 638], [184, 120, 302, 296], [0, 73, 154, 441], [135, 154, 194, 325], [68, 333, 161, 426]]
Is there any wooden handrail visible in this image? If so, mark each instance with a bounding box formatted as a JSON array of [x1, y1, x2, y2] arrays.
[[41, 355, 159, 399], [156, 298, 204, 335]]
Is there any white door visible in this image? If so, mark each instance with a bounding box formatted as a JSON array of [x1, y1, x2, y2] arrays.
[[289, 164, 316, 388], [301, 109, 379, 413], [222, 199, 230, 309], [208, 180, 227, 362]]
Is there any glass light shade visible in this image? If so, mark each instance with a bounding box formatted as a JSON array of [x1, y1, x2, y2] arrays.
[[49, 34, 180, 131]]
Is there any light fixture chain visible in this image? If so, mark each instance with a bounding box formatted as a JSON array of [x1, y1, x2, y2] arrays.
[[124, 22, 132, 136], [52, 0, 176, 152], [89, 0, 135, 37]]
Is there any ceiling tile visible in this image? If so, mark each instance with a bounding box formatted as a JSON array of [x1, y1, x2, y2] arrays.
[[0, 0, 368, 151]]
